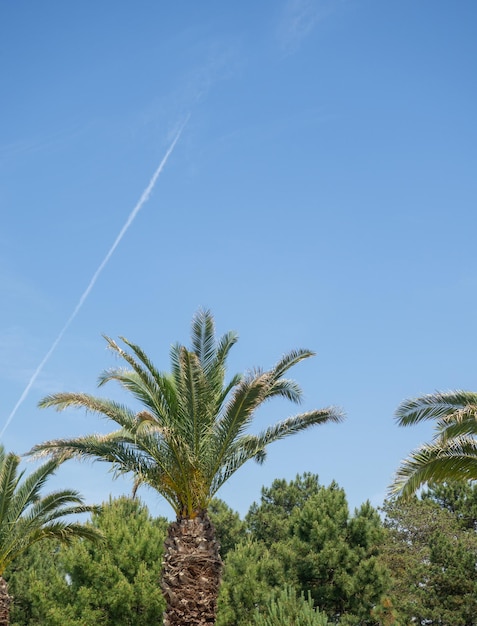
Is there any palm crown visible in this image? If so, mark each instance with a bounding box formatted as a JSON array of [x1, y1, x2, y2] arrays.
[[0, 446, 100, 576], [392, 390, 477, 497], [32, 309, 344, 518]]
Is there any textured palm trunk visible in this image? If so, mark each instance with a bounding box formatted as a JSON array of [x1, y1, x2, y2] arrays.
[[161, 511, 223, 625], [0, 576, 11, 626]]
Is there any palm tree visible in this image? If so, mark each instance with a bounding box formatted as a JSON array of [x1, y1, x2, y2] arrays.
[[30, 309, 344, 626], [0, 446, 101, 625], [391, 390, 477, 498]]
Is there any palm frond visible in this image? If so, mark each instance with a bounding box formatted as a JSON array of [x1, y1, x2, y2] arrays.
[[169, 341, 184, 384], [5, 520, 102, 565], [30, 432, 139, 466], [252, 407, 345, 445], [395, 391, 477, 426], [175, 347, 203, 452], [391, 435, 477, 498], [266, 378, 303, 403], [190, 308, 217, 374], [214, 330, 239, 371], [117, 337, 164, 384], [0, 451, 22, 526], [210, 407, 344, 497], [38, 393, 137, 430], [437, 413, 477, 440], [101, 336, 179, 421], [171, 344, 224, 451], [6, 458, 61, 524], [31, 520, 102, 544], [212, 372, 271, 460], [26, 490, 88, 522], [209, 449, 264, 498], [270, 349, 315, 380], [216, 372, 243, 412]]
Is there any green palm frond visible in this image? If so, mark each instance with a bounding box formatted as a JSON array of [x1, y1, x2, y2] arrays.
[[28, 520, 100, 544], [26, 490, 89, 521], [210, 444, 267, 497], [266, 378, 303, 403], [212, 372, 272, 459], [115, 337, 164, 384], [5, 458, 61, 524], [99, 368, 164, 416], [252, 407, 345, 445], [102, 335, 154, 383], [437, 414, 477, 441], [393, 389, 477, 497], [270, 348, 315, 380], [31, 432, 150, 473], [5, 520, 101, 565], [38, 393, 138, 430], [0, 453, 23, 526], [391, 436, 477, 498], [100, 336, 179, 421], [395, 390, 477, 426], [175, 347, 205, 444], [213, 329, 239, 372], [30, 431, 188, 513], [191, 308, 217, 373], [216, 372, 243, 413], [210, 408, 344, 497]]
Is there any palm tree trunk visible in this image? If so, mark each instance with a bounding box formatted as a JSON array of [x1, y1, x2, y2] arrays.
[[0, 576, 11, 626], [161, 511, 222, 625]]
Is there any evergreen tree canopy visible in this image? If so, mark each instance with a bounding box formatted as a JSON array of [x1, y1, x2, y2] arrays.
[[220, 474, 390, 625], [381, 485, 477, 626], [8, 497, 168, 626]]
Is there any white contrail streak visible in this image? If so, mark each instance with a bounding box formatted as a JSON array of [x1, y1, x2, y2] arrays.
[[0, 118, 189, 438]]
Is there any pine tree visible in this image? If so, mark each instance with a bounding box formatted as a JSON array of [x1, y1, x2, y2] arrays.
[[381, 491, 477, 625]]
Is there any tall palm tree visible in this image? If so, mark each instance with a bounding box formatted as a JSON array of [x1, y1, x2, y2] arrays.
[[0, 446, 101, 626], [30, 309, 344, 626], [391, 390, 477, 498]]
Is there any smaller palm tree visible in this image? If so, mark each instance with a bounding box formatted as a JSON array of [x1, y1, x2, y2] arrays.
[[0, 445, 101, 625], [391, 390, 477, 497]]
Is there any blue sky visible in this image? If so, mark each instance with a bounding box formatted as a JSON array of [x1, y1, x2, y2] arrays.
[[1, 0, 476, 519]]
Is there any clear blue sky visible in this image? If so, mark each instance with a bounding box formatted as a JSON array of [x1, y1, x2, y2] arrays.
[[1, 1, 476, 519]]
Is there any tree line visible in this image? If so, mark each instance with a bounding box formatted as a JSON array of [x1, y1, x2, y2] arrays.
[[6, 474, 477, 625]]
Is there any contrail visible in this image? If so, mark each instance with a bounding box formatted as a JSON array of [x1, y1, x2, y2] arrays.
[[0, 117, 189, 438]]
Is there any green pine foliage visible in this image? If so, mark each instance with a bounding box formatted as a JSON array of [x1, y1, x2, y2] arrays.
[[245, 473, 321, 544], [421, 481, 477, 530], [252, 585, 330, 626], [218, 474, 390, 625], [208, 498, 246, 559], [216, 539, 286, 626], [7, 541, 68, 626], [381, 485, 477, 625], [13, 476, 466, 625], [287, 484, 389, 624], [8, 497, 168, 625]]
